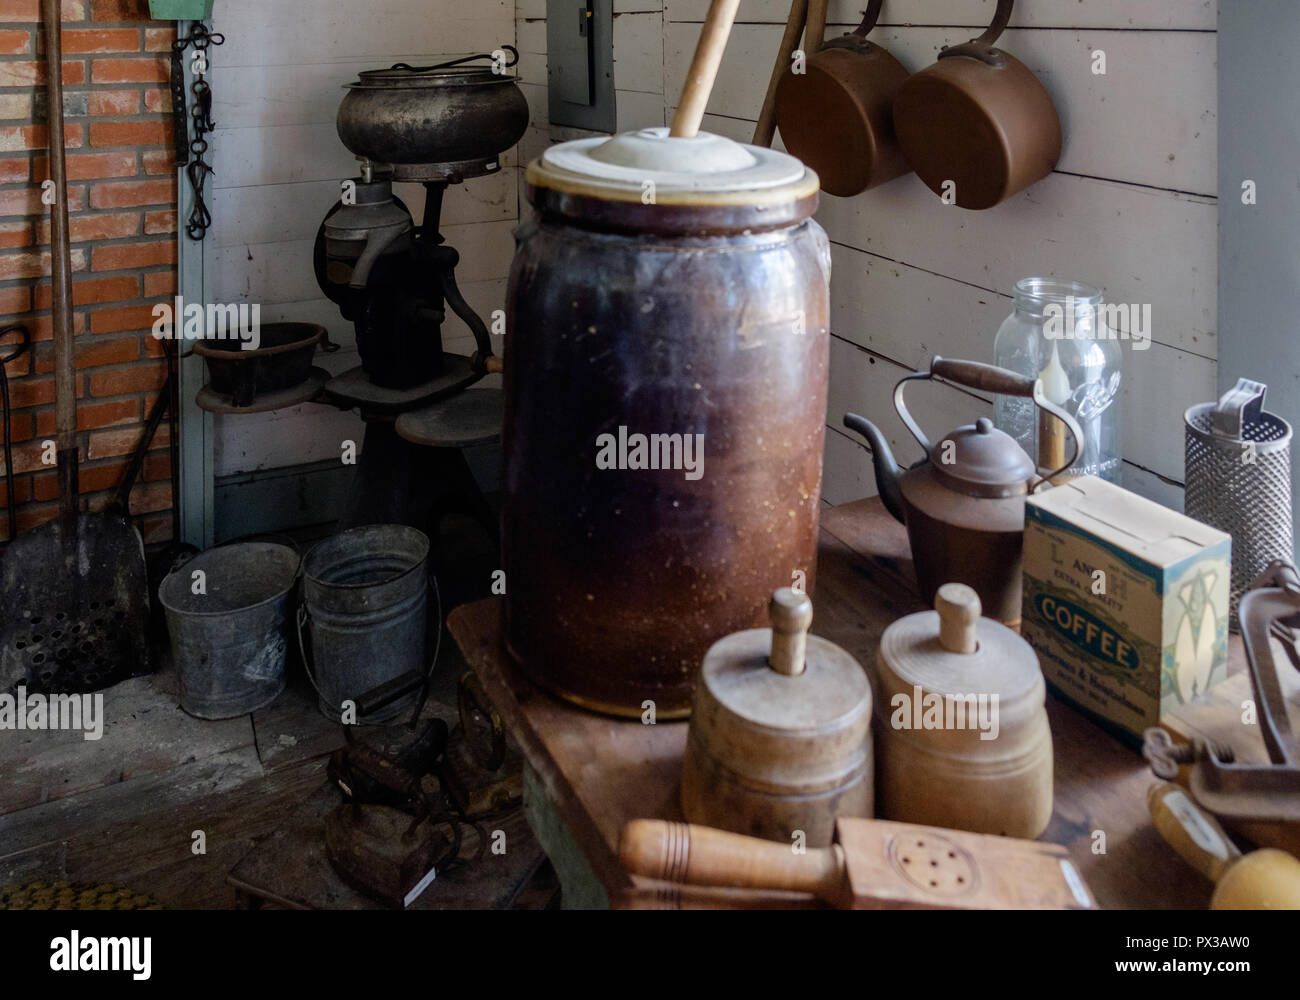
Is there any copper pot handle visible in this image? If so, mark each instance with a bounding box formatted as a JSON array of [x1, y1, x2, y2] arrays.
[[850, 0, 885, 38], [893, 354, 1084, 488], [937, 0, 1013, 66]]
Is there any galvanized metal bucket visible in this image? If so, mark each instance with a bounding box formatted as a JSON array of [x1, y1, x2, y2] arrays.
[[299, 524, 430, 723], [159, 542, 301, 720]]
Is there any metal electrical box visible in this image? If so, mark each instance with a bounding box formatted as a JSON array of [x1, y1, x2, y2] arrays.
[[547, 0, 615, 132]]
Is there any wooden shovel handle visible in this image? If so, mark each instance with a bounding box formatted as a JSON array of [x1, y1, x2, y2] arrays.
[[619, 819, 847, 905], [1148, 782, 1242, 884], [670, 0, 741, 138], [41, 0, 75, 447], [753, 0, 808, 147]]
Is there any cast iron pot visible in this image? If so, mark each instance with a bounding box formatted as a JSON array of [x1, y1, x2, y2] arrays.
[[194, 322, 324, 408], [337, 53, 528, 168]]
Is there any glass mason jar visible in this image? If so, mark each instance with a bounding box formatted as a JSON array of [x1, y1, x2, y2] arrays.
[[993, 278, 1122, 482]]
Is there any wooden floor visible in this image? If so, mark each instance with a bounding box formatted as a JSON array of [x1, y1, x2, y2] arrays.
[[0, 652, 558, 909], [0, 511, 559, 909], [0, 670, 347, 908]]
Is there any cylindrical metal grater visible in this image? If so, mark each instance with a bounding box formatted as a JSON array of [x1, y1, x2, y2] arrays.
[[1185, 378, 1294, 630]]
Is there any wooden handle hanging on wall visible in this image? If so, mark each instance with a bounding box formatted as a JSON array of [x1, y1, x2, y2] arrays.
[[41, 0, 78, 522], [752, 0, 809, 147], [804, 0, 829, 53], [670, 0, 742, 138], [619, 819, 849, 905]]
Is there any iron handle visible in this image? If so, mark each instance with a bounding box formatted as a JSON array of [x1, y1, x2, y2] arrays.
[[850, 0, 884, 38], [937, 0, 1013, 66]]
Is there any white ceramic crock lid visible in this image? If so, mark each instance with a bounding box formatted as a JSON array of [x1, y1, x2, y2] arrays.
[[527, 126, 816, 206]]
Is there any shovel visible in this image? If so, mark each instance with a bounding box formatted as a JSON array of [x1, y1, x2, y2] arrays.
[[0, 0, 151, 696]]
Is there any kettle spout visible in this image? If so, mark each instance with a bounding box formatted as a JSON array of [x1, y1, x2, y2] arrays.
[[843, 413, 905, 524]]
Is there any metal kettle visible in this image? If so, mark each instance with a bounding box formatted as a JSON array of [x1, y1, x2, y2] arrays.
[[844, 356, 1083, 627]]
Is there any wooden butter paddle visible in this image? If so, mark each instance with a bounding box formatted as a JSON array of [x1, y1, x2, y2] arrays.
[[621, 817, 1097, 910]]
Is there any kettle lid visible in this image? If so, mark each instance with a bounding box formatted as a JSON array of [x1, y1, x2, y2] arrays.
[[930, 417, 1035, 498]]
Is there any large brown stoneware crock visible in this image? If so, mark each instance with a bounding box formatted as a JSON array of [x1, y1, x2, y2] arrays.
[[503, 128, 830, 718]]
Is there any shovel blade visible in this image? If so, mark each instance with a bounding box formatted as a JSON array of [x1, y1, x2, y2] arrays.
[[0, 512, 150, 695]]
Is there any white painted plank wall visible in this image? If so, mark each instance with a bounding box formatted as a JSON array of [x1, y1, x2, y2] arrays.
[[663, 0, 1217, 510], [514, 0, 1214, 511], [208, 0, 518, 476]]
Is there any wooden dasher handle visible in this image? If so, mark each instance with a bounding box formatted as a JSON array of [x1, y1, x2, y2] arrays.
[[670, 0, 741, 138], [619, 819, 846, 904]]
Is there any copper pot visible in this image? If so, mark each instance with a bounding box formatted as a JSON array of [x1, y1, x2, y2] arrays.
[[892, 0, 1061, 209], [774, 0, 911, 197], [843, 356, 1082, 627]]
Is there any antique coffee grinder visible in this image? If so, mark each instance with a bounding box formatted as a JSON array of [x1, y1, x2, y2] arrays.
[[314, 50, 527, 529]]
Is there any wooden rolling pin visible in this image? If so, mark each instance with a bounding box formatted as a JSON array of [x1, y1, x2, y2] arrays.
[[1148, 782, 1300, 909], [620, 817, 1096, 910]]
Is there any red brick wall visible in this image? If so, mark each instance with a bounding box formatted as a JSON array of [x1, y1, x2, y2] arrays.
[[0, 0, 177, 544]]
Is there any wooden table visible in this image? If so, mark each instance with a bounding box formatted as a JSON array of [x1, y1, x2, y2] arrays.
[[448, 498, 1246, 909]]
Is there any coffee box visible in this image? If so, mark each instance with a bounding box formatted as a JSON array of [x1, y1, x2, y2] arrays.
[[1022, 475, 1231, 748]]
